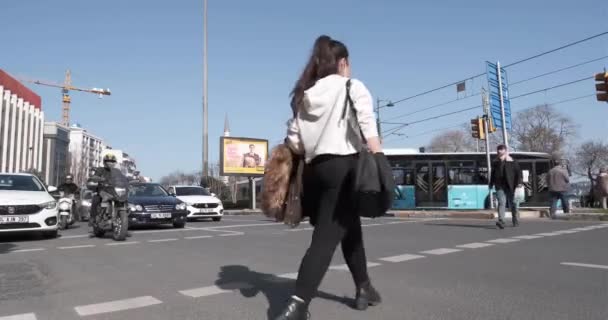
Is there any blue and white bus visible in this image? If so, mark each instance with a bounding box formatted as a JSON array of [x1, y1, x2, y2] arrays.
[[386, 149, 553, 209]]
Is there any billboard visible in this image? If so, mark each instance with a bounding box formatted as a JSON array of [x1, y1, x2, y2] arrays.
[[220, 137, 268, 177]]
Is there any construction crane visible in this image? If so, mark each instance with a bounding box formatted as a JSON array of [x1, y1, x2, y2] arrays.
[[21, 69, 111, 126]]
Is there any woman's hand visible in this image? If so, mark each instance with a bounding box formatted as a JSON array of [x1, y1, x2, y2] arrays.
[[366, 136, 383, 154]]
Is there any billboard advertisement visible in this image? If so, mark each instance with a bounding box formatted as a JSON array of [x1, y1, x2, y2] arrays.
[[220, 137, 268, 176]]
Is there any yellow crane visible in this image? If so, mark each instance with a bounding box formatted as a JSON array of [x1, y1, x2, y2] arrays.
[[22, 70, 111, 126]]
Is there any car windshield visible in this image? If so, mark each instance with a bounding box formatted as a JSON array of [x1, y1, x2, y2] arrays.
[[175, 187, 210, 196], [129, 184, 169, 197], [0, 175, 45, 192]]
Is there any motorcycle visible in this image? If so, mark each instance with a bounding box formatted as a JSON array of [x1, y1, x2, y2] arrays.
[[87, 174, 130, 241], [58, 192, 77, 230]]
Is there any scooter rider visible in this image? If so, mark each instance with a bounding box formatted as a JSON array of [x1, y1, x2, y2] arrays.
[[58, 174, 80, 196]]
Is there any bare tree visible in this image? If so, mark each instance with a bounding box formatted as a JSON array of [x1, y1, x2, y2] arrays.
[[511, 104, 577, 156], [428, 130, 476, 152], [573, 141, 608, 194]]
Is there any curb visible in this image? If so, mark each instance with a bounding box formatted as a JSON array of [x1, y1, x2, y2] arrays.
[[224, 210, 263, 216], [387, 211, 494, 220]]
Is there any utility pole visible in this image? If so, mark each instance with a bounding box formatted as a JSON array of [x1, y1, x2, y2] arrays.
[[202, 0, 209, 182], [376, 97, 382, 139], [482, 88, 493, 209]]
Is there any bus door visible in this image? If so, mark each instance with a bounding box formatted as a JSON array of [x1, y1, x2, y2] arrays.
[[415, 162, 447, 207], [392, 168, 415, 209]]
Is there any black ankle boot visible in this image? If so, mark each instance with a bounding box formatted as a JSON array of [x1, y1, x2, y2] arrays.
[[355, 281, 382, 310], [275, 297, 310, 320]]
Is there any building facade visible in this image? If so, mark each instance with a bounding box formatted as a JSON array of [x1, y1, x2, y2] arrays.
[[41, 122, 71, 186], [0, 69, 44, 174], [69, 125, 105, 186]]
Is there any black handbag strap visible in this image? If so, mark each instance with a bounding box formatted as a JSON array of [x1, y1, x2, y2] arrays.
[[342, 79, 367, 145]]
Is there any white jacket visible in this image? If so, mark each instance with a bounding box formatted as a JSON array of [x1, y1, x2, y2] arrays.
[[286, 74, 379, 163]]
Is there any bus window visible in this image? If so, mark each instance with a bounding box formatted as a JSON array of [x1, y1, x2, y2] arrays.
[[393, 168, 414, 185], [448, 167, 476, 185]]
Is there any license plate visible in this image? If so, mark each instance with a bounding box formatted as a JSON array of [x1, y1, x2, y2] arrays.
[[151, 213, 172, 219], [200, 208, 214, 213], [60, 212, 70, 216], [0, 216, 29, 224]]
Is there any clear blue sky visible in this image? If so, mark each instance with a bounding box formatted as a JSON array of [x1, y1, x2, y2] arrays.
[[3, 0, 607, 180]]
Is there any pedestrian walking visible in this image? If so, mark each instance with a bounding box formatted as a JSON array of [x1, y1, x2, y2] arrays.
[[548, 158, 571, 219], [276, 35, 383, 320], [489, 145, 523, 229]]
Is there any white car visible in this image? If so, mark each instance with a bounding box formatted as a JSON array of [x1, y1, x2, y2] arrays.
[[168, 185, 224, 221], [0, 173, 59, 237]]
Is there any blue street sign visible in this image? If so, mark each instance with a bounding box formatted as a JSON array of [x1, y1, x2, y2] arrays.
[[486, 61, 512, 131]]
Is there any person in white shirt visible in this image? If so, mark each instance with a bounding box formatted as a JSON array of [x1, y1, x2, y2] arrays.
[[276, 35, 382, 320]]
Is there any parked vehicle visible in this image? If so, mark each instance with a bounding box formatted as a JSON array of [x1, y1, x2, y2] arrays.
[[0, 173, 59, 238], [128, 183, 188, 228], [168, 185, 224, 222], [87, 170, 130, 241]]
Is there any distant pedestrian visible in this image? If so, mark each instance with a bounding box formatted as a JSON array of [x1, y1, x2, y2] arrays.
[[548, 158, 571, 219], [277, 35, 383, 320], [489, 145, 523, 229]]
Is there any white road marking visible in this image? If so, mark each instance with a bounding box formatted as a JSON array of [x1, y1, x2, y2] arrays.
[[184, 235, 213, 240], [74, 296, 162, 316], [561, 262, 608, 270], [105, 241, 139, 246], [57, 245, 96, 250], [487, 238, 520, 244], [420, 248, 462, 255], [330, 262, 382, 271], [0, 313, 37, 320], [9, 248, 46, 253], [536, 232, 560, 236], [456, 242, 495, 249], [218, 234, 241, 237], [554, 230, 578, 234], [379, 254, 426, 263], [204, 222, 279, 229], [513, 235, 543, 240], [277, 272, 299, 279], [179, 283, 253, 298], [59, 234, 89, 239], [147, 238, 178, 243]]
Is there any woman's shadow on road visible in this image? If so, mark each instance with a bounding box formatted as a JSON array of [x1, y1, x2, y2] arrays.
[[215, 265, 352, 319]]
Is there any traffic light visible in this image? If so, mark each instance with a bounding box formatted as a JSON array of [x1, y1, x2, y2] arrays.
[[471, 117, 486, 140], [596, 71, 608, 102], [487, 116, 497, 133]]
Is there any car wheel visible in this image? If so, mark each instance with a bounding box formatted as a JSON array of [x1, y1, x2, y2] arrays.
[[212, 217, 221, 222], [173, 220, 186, 228], [43, 230, 58, 238]]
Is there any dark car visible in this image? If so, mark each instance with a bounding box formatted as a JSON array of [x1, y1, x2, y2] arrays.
[[128, 183, 188, 228]]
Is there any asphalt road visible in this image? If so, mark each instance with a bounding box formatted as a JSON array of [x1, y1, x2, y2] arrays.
[[0, 215, 606, 320]]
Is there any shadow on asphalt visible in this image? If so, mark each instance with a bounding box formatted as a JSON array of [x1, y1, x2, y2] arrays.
[[0, 243, 17, 254], [424, 222, 498, 230], [215, 265, 352, 319]]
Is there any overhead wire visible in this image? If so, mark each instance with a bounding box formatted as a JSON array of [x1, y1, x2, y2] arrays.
[[385, 31, 608, 106]]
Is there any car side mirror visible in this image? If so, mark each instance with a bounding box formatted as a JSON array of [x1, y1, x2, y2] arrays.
[[48, 186, 58, 193]]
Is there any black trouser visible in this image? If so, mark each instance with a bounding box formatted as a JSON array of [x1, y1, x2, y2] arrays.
[[294, 154, 369, 303], [90, 195, 101, 222], [549, 191, 570, 217]]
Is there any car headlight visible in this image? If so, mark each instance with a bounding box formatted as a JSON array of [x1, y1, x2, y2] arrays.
[[128, 204, 144, 212], [81, 200, 91, 207], [175, 203, 187, 211], [41, 201, 57, 210], [58, 202, 71, 211]]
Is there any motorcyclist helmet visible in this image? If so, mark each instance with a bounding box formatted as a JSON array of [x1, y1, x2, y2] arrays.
[[103, 154, 117, 169], [65, 174, 73, 183]]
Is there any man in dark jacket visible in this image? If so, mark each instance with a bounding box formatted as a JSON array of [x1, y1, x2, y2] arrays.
[[489, 145, 523, 229], [548, 159, 571, 219]]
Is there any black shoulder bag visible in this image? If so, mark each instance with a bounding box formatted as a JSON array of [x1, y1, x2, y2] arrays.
[[343, 80, 395, 218]]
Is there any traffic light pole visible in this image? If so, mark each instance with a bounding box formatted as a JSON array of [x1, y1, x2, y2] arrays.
[[482, 89, 494, 209]]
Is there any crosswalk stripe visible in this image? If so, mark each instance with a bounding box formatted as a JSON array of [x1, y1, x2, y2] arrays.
[[179, 283, 253, 298], [420, 248, 462, 255], [74, 296, 162, 316], [456, 242, 495, 249], [0, 313, 37, 320], [379, 254, 426, 262]]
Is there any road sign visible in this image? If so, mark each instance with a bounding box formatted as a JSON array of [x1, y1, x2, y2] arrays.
[[486, 62, 512, 131]]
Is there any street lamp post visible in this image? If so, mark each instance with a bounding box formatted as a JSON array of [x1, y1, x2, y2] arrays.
[[376, 98, 394, 140], [202, 0, 209, 184]]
